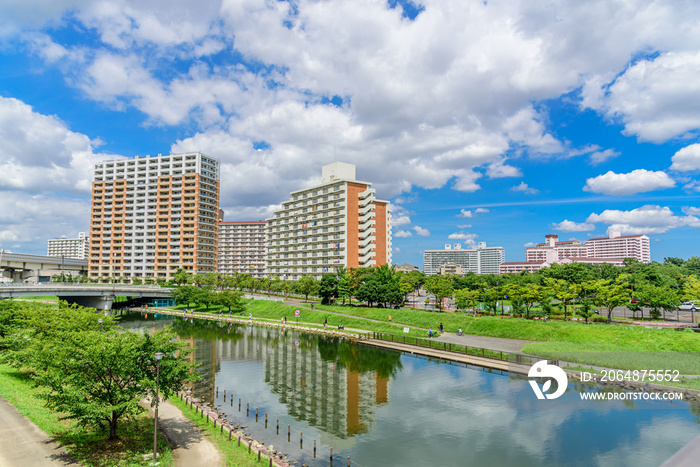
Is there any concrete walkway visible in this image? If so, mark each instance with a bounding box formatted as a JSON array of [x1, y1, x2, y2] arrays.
[[141, 398, 223, 467], [0, 396, 79, 466], [434, 332, 534, 353]]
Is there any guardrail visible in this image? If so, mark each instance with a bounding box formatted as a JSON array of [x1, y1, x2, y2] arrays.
[[365, 332, 550, 366]]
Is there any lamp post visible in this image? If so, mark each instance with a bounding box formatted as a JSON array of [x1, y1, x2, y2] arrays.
[[153, 352, 164, 465], [97, 318, 103, 331]]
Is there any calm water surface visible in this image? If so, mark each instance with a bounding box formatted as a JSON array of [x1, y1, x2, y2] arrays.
[[122, 313, 700, 467]]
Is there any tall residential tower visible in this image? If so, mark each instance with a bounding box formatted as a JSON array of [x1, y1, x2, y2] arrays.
[[266, 162, 391, 280], [89, 153, 220, 281]]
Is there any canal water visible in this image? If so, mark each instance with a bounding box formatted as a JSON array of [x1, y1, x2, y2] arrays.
[[122, 313, 700, 467]]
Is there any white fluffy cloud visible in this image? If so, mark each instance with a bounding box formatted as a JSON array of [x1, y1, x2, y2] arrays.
[[586, 205, 700, 235], [394, 230, 413, 238], [583, 169, 675, 196], [447, 231, 478, 248], [584, 51, 700, 143], [670, 144, 700, 172], [413, 226, 431, 237], [511, 182, 538, 195], [458, 207, 489, 218], [550, 220, 595, 233], [10, 0, 699, 212]]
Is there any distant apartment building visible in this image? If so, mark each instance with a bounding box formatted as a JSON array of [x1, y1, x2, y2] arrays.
[[266, 162, 392, 280], [218, 221, 267, 278], [89, 153, 220, 281], [423, 242, 505, 276], [47, 232, 89, 259], [395, 263, 419, 273], [500, 232, 650, 274]]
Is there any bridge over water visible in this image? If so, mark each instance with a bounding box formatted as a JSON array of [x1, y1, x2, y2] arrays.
[[0, 284, 173, 310]]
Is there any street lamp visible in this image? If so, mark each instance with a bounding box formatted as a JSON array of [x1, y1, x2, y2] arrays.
[[153, 352, 164, 466], [97, 318, 103, 331]]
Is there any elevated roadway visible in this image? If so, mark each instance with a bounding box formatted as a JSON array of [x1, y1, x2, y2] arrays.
[[0, 251, 88, 283], [0, 284, 173, 310]]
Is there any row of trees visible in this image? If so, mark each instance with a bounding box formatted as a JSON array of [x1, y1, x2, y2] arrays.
[[0, 300, 192, 439]]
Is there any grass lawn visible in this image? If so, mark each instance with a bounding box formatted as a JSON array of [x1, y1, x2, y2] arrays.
[[169, 394, 263, 467], [0, 364, 173, 466], [12, 296, 59, 302]]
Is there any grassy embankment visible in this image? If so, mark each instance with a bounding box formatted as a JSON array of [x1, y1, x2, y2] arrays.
[[184, 299, 700, 385], [168, 395, 263, 467], [0, 364, 173, 466]]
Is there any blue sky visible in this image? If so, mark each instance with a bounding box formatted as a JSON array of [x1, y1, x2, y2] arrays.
[[1, 0, 700, 268]]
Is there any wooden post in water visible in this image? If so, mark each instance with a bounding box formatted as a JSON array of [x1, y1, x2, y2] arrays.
[[248, 441, 251, 454], [276, 419, 279, 435], [247, 402, 249, 416], [223, 389, 226, 401], [288, 424, 290, 442], [239, 398, 241, 411], [347, 456, 350, 467], [265, 413, 268, 428], [300, 431, 303, 449], [216, 386, 218, 398], [330, 447, 333, 466], [314, 439, 316, 458], [256, 407, 258, 422]]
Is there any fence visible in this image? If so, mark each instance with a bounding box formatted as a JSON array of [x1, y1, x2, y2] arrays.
[[365, 332, 551, 366]]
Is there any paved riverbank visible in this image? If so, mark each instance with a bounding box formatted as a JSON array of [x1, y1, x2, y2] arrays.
[[0, 396, 79, 467]]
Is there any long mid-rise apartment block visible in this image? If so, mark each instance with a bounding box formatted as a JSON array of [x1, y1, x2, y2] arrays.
[[423, 242, 505, 275], [266, 162, 391, 280], [500, 232, 650, 274], [218, 221, 267, 277], [89, 152, 220, 281], [47, 232, 89, 259]]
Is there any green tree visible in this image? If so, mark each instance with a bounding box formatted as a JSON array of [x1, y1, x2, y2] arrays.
[[682, 275, 700, 323], [193, 287, 216, 310], [454, 288, 479, 313], [35, 328, 191, 440], [591, 276, 632, 323], [319, 273, 339, 305], [170, 285, 198, 308], [425, 275, 454, 311], [215, 289, 245, 314], [297, 275, 317, 302]]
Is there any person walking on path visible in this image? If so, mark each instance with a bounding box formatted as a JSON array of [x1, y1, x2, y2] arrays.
[[439, 322, 443, 333], [429, 327, 433, 338], [388, 314, 392, 323], [324, 317, 327, 328]]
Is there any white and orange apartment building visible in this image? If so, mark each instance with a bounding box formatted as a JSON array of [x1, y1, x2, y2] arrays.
[[265, 162, 392, 280], [218, 221, 267, 278], [89, 153, 220, 281]]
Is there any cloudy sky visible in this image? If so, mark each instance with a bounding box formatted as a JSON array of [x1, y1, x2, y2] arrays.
[[1, 0, 700, 266]]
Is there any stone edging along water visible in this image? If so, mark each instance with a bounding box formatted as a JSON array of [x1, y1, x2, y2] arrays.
[[138, 308, 700, 402], [178, 389, 297, 467]]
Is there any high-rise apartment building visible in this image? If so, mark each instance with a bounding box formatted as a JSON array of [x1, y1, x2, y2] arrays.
[[47, 232, 89, 259], [423, 242, 505, 275], [266, 162, 391, 280], [218, 221, 267, 278], [89, 152, 220, 281]]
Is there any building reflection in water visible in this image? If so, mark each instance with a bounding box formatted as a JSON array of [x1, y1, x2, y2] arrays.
[[172, 320, 402, 443]]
